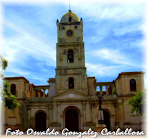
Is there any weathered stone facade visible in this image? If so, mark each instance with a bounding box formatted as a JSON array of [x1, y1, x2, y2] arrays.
[[2, 10, 144, 133]]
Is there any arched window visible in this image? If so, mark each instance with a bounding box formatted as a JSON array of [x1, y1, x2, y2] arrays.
[[130, 79, 136, 91], [11, 84, 16, 95], [67, 50, 74, 63], [69, 77, 74, 89]]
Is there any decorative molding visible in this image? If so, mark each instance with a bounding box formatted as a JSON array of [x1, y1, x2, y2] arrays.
[[59, 38, 66, 43]]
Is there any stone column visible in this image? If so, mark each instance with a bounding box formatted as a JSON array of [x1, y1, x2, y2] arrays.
[[117, 99, 124, 129], [27, 108, 31, 128], [86, 102, 92, 122], [53, 102, 58, 122], [106, 86, 109, 95], [47, 104, 53, 127], [43, 89, 46, 97], [78, 45, 81, 60], [18, 80, 21, 97], [60, 113, 63, 130], [121, 76, 125, 94], [57, 103, 60, 123], [110, 115, 115, 130], [100, 86, 102, 94], [38, 90, 40, 97], [79, 75, 82, 90], [91, 103, 95, 123], [61, 74, 63, 89], [31, 117, 35, 129], [95, 107, 98, 125], [82, 102, 86, 123], [48, 104, 53, 124]]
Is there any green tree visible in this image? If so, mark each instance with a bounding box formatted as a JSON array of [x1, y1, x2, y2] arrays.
[[127, 91, 145, 116], [0, 55, 20, 110]]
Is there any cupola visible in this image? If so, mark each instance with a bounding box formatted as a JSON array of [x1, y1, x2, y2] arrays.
[[60, 10, 80, 24]]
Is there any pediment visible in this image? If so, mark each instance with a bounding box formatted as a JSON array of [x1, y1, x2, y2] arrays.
[[52, 90, 89, 100]]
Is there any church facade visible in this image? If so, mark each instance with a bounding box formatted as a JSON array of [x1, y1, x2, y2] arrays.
[[2, 10, 144, 133]]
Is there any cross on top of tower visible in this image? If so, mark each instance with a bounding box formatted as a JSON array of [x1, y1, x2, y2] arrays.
[[69, 0, 71, 11]]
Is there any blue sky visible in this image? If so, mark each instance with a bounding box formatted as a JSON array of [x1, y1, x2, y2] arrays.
[[1, 0, 147, 86]]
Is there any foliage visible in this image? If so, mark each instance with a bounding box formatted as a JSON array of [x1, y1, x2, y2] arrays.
[[112, 87, 118, 95], [127, 91, 145, 116], [0, 55, 20, 110]]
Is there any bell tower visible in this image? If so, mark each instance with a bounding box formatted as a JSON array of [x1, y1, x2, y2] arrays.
[[55, 10, 88, 94]]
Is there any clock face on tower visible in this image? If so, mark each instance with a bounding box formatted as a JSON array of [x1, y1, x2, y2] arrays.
[[66, 30, 73, 37]]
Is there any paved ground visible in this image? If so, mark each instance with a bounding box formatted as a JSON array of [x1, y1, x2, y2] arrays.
[[0, 135, 148, 139]]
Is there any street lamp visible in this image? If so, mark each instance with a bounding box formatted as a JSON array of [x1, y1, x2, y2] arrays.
[[96, 93, 114, 139], [96, 93, 105, 125]]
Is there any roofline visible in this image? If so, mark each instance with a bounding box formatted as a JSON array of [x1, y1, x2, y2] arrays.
[[4, 77, 29, 82], [87, 77, 95, 79], [116, 71, 145, 79], [119, 71, 145, 75]]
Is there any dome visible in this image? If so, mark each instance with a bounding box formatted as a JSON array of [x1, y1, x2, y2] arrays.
[[60, 10, 80, 24]]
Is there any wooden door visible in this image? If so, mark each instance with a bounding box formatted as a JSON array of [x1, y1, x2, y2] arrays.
[[35, 111, 46, 131], [103, 110, 110, 131], [65, 109, 79, 131]]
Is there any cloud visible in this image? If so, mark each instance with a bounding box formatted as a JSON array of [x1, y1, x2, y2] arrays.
[[89, 47, 145, 70], [137, 22, 148, 34], [86, 62, 119, 77], [2, 20, 56, 64], [86, 43, 145, 79], [71, 1, 145, 21], [91, 49, 133, 65], [2, 15, 56, 84], [112, 20, 144, 37], [137, 39, 148, 47]]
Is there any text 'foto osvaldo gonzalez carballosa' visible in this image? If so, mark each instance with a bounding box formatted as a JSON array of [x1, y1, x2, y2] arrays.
[[5, 128, 144, 137]]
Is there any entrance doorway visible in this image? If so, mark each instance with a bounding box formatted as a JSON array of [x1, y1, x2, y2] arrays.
[[35, 111, 46, 131], [65, 109, 79, 131], [103, 110, 110, 130]]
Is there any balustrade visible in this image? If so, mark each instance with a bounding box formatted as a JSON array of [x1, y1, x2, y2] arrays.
[[33, 85, 49, 97], [95, 82, 115, 96]]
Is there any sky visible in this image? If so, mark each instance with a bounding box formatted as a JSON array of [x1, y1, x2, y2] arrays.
[[0, 0, 147, 87]]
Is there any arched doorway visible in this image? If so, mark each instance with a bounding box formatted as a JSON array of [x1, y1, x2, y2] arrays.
[[35, 111, 46, 131], [103, 110, 110, 131], [65, 108, 79, 131]]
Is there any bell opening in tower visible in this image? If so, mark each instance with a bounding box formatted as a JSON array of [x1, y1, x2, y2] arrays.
[[67, 50, 74, 63]]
